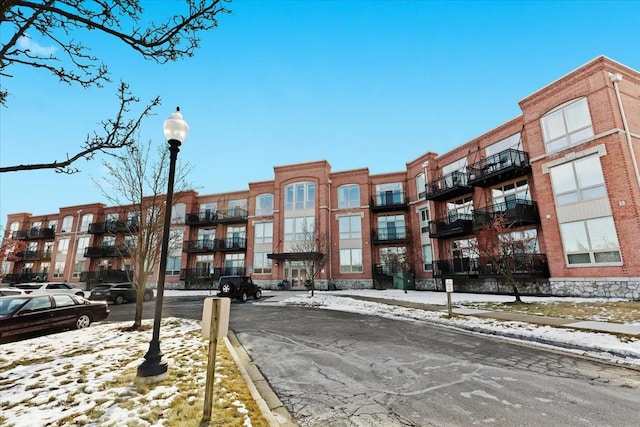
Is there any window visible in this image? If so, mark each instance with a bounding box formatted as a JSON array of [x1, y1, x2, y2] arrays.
[[61, 216, 73, 233], [225, 253, 245, 274], [340, 249, 363, 273], [128, 211, 140, 226], [338, 216, 362, 240], [375, 183, 403, 206], [284, 216, 315, 241], [418, 208, 429, 233], [200, 202, 217, 216], [172, 203, 186, 223], [102, 236, 115, 247], [48, 219, 57, 232], [166, 256, 181, 276], [549, 155, 606, 206], [416, 173, 426, 199], [253, 252, 272, 274], [560, 216, 621, 265], [80, 214, 93, 232], [442, 158, 467, 175], [254, 222, 273, 244], [492, 179, 530, 209], [73, 259, 85, 278], [377, 215, 406, 239], [446, 196, 473, 221], [53, 262, 65, 278], [228, 199, 247, 211], [77, 236, 89, 255], [379, 247, 406, 274], [227, 226, 246, 247], [195, 255, 214, 277], [338, 184, 360, 208], [422, 244, 433, 272], [57, 238, 70, 255], [541, 98, 594, 152], [106, 213, 119, 221], [485, 133, 521, 157], [9, 221, 19, 233], [256, 194, 274, 216], [285, 182, 315, 210]]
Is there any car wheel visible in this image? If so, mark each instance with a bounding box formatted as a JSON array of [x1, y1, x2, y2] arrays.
[[239, 291, 248, 303], [114, 295, 125, 305], [76, 314, 91, 329], [143, 291, 152, 302], [254, 289, 262, 300], [221, 283, 233, 294]]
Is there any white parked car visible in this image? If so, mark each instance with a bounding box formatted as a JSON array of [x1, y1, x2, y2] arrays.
[[0, 288, 28, 296], [14, 283, 86, 297]]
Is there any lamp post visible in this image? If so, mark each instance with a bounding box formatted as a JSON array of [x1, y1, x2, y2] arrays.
[[136, 107, 189, 383]]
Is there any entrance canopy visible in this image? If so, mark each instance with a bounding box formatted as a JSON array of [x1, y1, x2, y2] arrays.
[[267, 252, 324, 261]]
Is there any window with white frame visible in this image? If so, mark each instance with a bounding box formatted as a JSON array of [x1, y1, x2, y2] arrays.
[[338, 216, 361, 240], [44, 241, 54, 256], [253, 252, 272, 274], [541, 98, 594, 152], [171, 203, 186, 223], [375, 183, 403, 206], [9, 221, 19, 233], [53, 261, 65, 278], [228, 199, 247, 211], [379, 247, 406, 274], [285, 182, 315, 210], [337, 184, 360, 208], [254, 222, 273, 244], [549, 155, 606, 206], [227, 226, 246, 247], [166, 256, 181, 276], [416, 173, 426, 199], [442, 158, 468, 175], [284, 216, 315, 241], [485, 133, 522, 157], [103, 235, 115, 247], [225, 253, 245, 272], [446, 196, 473, 221], [128, 211, 140, 226], [422, 244, 433, 271], [106, 213, 119, 221], [57, 238, 70, 255], [377, 215, 406, 239], [76, 236, 89, 255], [31, 221, 42, 230], [256, 194, 274, 216], [200, 202, 217, 216], [559, 216, 621, 265], [48, 219, 57, 232], [340, 248, 363, 273], [418, 208, 429, 233], [61, 216, 73, 233], [79, 214, 92, 232], [492, 179, 530, 209]]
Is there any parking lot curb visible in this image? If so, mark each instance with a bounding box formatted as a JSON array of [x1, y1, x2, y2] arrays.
[[226, 331, 298, 426]]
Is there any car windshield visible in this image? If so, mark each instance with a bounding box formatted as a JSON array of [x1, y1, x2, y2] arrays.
[[0, 296, 30, 315]]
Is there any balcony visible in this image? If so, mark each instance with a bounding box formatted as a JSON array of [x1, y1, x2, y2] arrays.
[[88, 219, 139, 234], [468, 149, 531, 188], [432, 254, 549, 279], [183, 238, 247, 253], [425, 171, 472, 202], [24, 250, 53, 261], [84, 245, 130, 258], [371, 226, 410, 244], [186, 208, 248, 226], [12, 227, 55, 240], [80, 269, 130, 284], [428, 213, 474, 238], [474, 199, 540, 229], [370, 191, 408, 212]]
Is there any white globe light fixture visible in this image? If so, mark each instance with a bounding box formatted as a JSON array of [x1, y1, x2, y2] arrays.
[[163, 107, 190, 144]]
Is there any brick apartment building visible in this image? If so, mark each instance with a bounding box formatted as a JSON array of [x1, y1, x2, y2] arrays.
[[2, 55, 639, 298]]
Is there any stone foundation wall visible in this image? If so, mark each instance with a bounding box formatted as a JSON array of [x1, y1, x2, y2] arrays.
[[549, 278, 640, 300]]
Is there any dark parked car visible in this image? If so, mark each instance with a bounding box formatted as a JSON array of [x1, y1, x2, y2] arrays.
[[0, 294, 109, 342], [89, 283, 154, 305], [217, 275, 262, 302]]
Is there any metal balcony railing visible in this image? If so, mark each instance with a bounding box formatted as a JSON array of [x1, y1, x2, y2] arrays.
[[433, 254, 549, 278], [24, 250, 53, 261], [12, 228, 55, 240], [370, 191, 408, 211], [80, 269, 130, 284], [371, 226, 410, 244], [84, 245, 132, 258], [88, 219, 139, 234], [428, 212, 474, 238], [183, 238, 247, 253], [425, 170, 472, 201], [473, 199, 540, 229], [468, 149, 531, 188]]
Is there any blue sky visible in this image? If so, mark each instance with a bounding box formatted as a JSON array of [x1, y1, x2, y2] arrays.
[[1, 0, 639, 225]]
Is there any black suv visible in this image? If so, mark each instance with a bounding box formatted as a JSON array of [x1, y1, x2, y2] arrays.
[[89, 283, 154, 305], [217, 276, 262, 302]]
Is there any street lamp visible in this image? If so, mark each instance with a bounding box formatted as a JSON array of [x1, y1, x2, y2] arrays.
[[136, 107, 189, 383]]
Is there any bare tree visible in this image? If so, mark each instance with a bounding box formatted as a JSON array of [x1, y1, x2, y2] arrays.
[[291, 222, 329, 297], [473, 214, 539, 303], [0, 0, 230, 172], [0, 237, 26, 276], [94, 138, 193, 329]]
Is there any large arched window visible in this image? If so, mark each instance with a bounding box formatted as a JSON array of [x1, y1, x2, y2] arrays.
[[284, 182, 315, 210], [541, 97, 594, 152]]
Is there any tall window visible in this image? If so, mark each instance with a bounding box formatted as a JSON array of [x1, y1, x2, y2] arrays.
[[254, 222, 273, 244], [225, 253, 245, 274], [418, 208, 429, 233], [415, 173, 426, 199], [560, 216, 621, 265], [285, 182, 315, 210], [340, 249, 363, 273], [447, 196, 473, 220], [80, 214, 93, 232], [253, 252, 272, 274], [48, 219, 57, 232], [549, 155, 606, 206], [541, 98, 594, 152], [256, 194, 274, 216], [284, 216, 315, 241], [172, 203, 186, 223], [53, 261, 65, 278], [61, 216, 73, 233], [166, 257, 181, 276], [422, 244, 433, 272], [57, 238, 70, 255], [485, 133, 521, 156], [338, 184, 360, 208], [338, 216, 362, 240], [377, 215, 405, 239], [492, 179, 530, 208]]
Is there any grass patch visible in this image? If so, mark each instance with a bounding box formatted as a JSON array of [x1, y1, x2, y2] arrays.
[[463, 300, 640, 323]]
